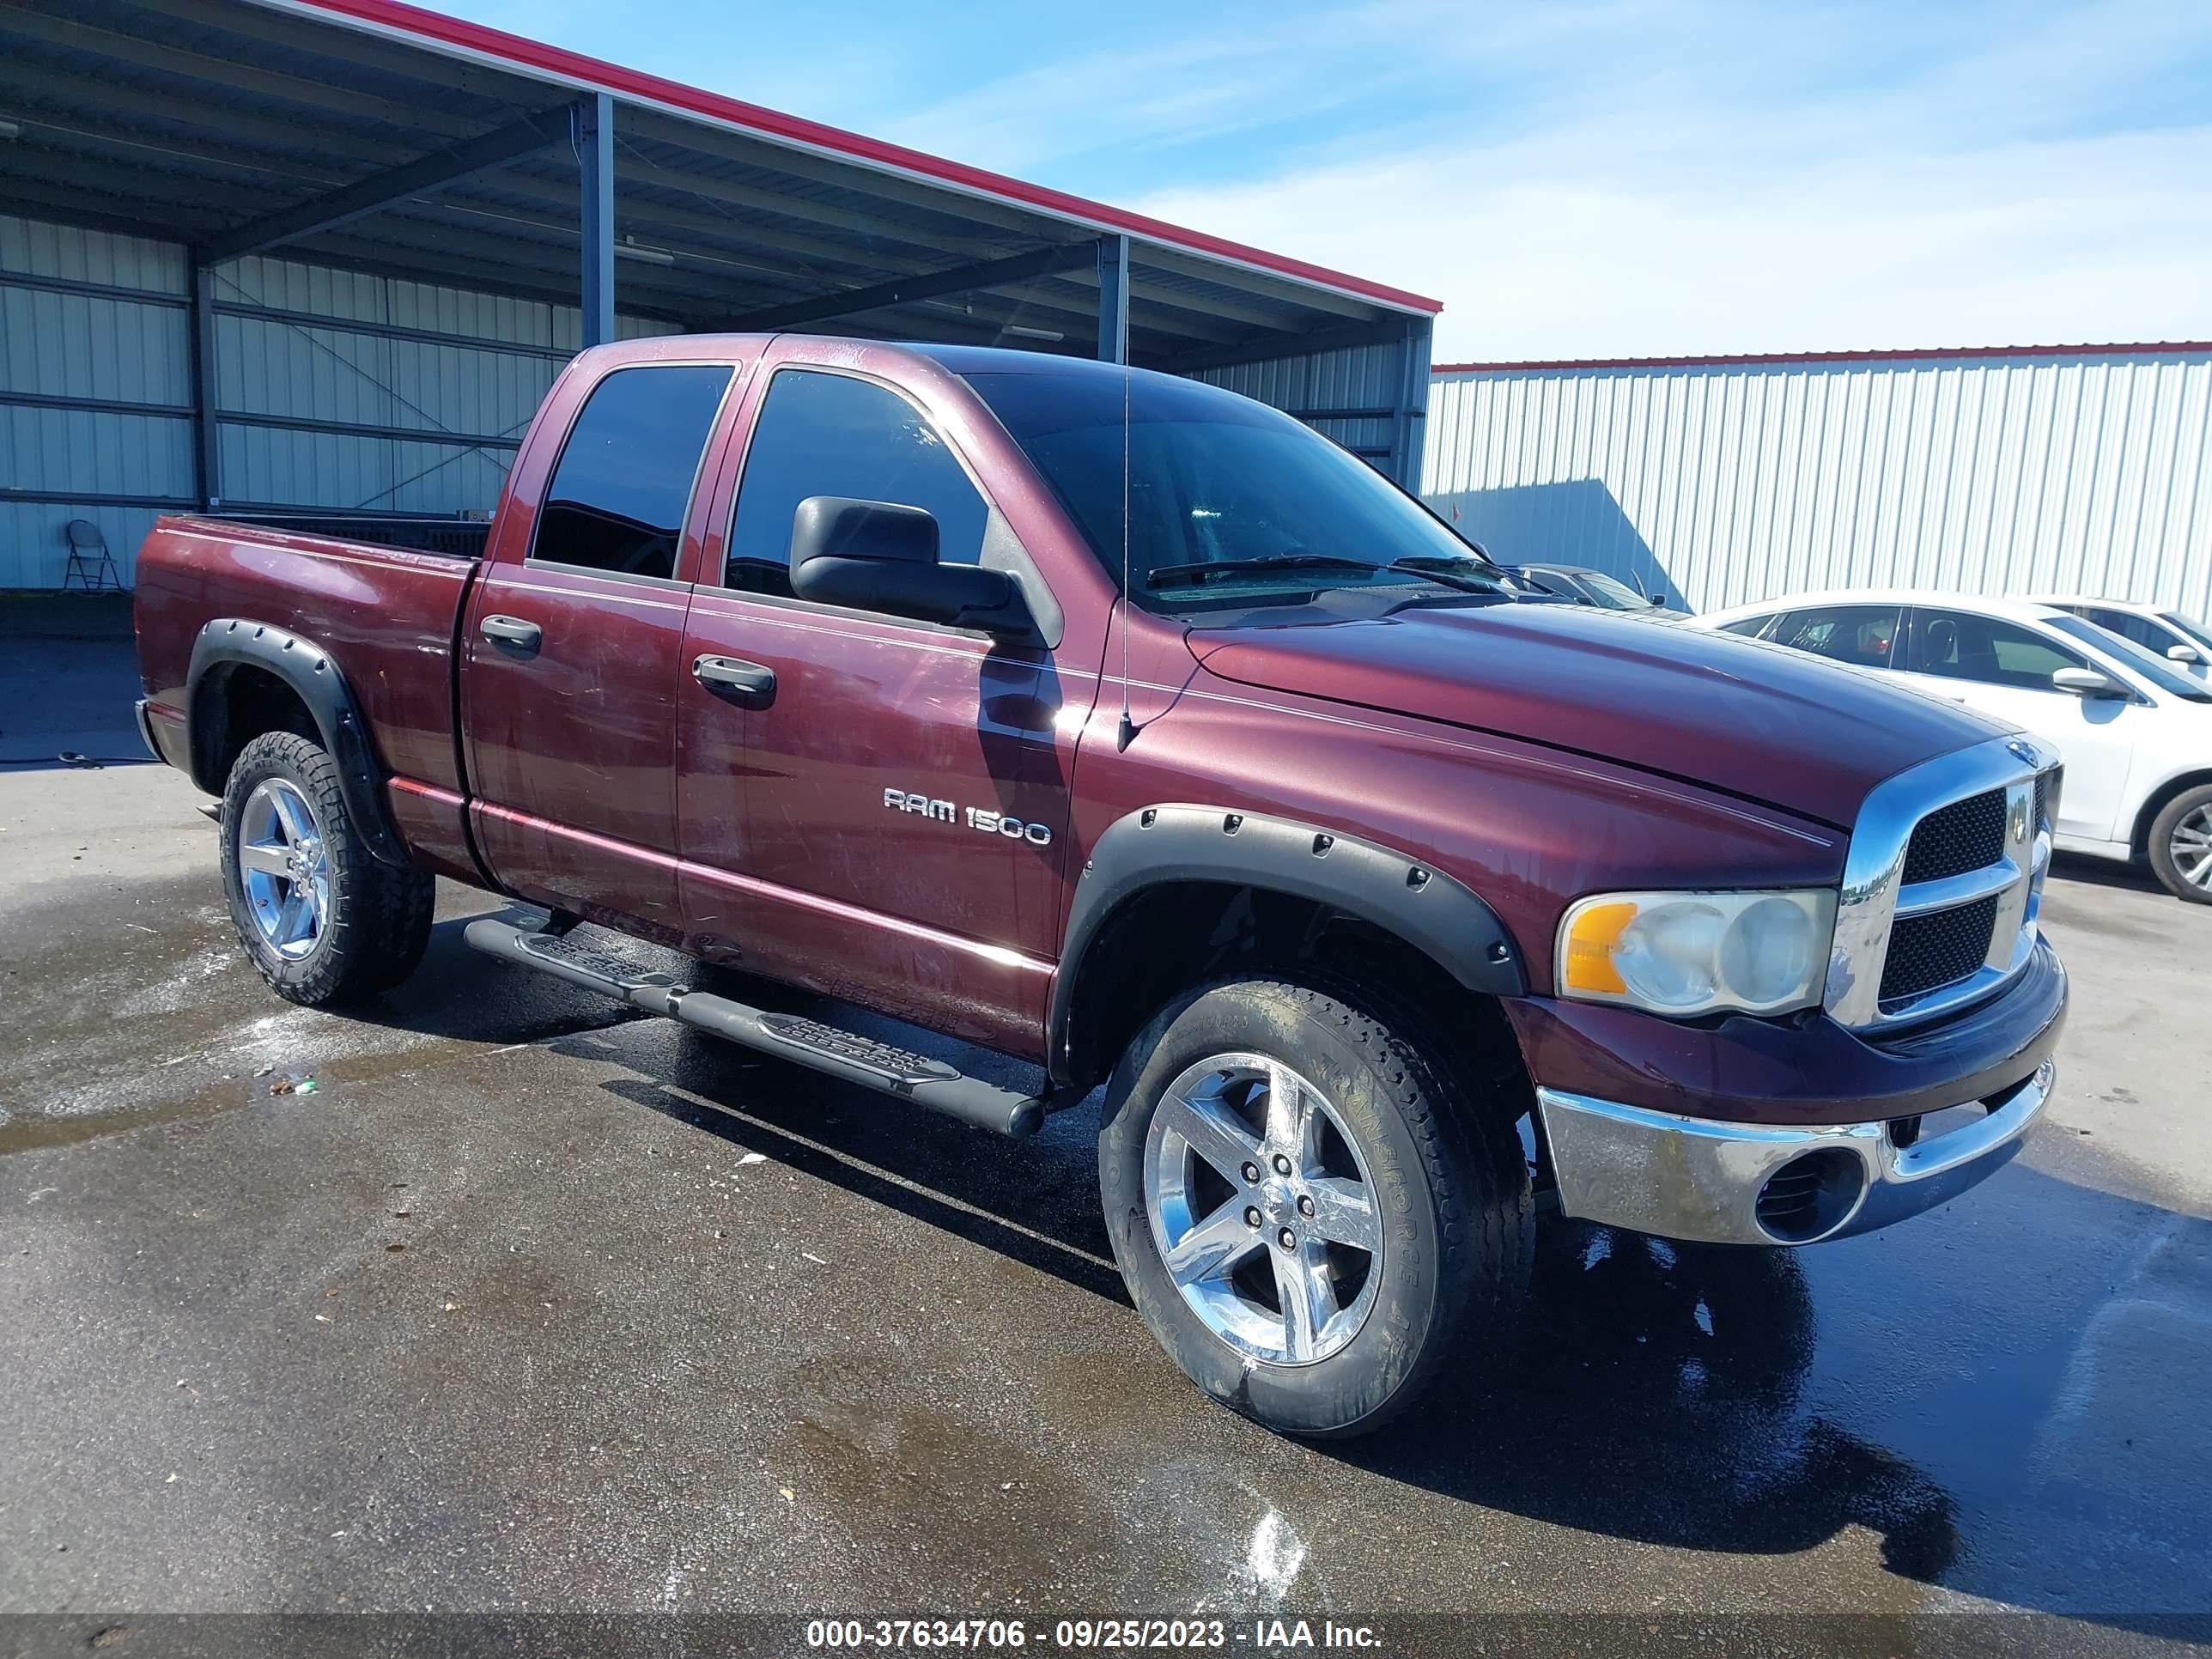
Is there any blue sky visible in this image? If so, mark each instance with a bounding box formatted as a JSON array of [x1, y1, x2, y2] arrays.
[[449, 0, 2212, 361]]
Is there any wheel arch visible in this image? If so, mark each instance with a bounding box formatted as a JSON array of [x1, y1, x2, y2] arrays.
[[185, 619, 410, 866], [2130, 768, 2212, 859], [1048, 805, 1528, 1091]]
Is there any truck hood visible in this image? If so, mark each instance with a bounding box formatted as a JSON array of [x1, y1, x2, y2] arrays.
[[1188, 603, 2007, 829]]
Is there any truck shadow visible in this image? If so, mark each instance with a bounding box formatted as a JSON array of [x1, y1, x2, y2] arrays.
[[1337, 1224, 1960, 1572], [387, 915, 2210, 1631]]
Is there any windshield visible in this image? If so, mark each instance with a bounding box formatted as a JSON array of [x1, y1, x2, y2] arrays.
[[1575, 570, 1651, 610], [962, 368, 1504, 610], [2046, 615, 2212, 702]]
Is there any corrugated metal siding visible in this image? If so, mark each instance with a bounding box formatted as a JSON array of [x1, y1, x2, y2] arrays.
[[1424, 351, 2212, 618], [2, 213, 671, 587], [0, 214, 191, 587], [1191, 335, 1425, 483]]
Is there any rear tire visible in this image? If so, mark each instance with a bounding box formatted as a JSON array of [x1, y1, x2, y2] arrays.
[[2147, 784, 2212, 904], [218, 731, 434, 1005], [1098, 975, 1531, 1438]]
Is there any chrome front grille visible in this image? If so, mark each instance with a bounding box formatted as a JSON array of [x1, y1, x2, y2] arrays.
[[1901, 789, 2006, 884], [1880, 895, 2002, 1002], [1826, 735, 2059, 1031]]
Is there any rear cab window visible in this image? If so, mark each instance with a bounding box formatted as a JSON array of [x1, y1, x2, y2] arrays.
[[531, 364, 734, 582]]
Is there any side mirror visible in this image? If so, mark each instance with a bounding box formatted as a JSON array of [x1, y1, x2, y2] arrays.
[[1650, 592, 1666, 607], [2051, 665, 2127, 699], [2167, 642, 2203, 665], [787, 496, 1027, 636]]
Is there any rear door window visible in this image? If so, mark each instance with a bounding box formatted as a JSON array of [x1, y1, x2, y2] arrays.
[[723, 369, 988, 598], [1770, 605, 1900, 668], [1716, 614, 1776, 638], [531, 364, 733, 581], [1911, 609, 2085, 690]]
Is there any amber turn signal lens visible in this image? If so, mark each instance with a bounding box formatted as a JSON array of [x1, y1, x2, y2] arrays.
[[1561, 899, 1638, 995]]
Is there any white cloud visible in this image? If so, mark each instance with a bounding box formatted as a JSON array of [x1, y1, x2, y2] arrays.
[[1124, 8, 2212, 359]]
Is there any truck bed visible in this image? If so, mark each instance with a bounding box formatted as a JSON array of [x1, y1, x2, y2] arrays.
[[134, 515, 481, 800]]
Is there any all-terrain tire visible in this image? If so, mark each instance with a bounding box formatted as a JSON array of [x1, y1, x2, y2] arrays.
[[2146, 783, 2212, 904], [1098, 975, 1532, 1438], [218, 731, 434, 1005]]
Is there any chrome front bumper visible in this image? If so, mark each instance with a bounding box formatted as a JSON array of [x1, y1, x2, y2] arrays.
[[1535, 1059, 2054, 1247]]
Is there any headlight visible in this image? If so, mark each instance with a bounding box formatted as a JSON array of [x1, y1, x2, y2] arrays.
[[1557, 889, 1837, 1018]]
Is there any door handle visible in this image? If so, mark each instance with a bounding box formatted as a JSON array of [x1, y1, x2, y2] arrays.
[[692, 653, 776, 707], [480, 614, 543, 653]]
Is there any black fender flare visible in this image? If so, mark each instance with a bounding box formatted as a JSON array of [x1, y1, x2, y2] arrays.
[[1049, 803, 1527, 1085], [185, 618, 410, 867]]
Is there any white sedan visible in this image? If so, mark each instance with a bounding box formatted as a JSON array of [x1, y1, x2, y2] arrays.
[[1694, 590, 2212, 903], [2026, 595, 2212, 683]]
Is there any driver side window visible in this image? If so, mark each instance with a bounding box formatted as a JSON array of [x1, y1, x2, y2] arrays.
[[1912, 609, 2086, 690], [724, 369, 988, 598]]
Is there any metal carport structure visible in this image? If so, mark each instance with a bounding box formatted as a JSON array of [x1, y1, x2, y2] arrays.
[[0, 0, 1439, 582]]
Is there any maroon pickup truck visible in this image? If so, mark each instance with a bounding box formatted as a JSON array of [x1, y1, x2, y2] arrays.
[[134, 334, 2066, 1437]]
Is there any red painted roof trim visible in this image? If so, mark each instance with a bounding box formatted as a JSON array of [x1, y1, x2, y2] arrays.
[[272, 0, 1443, 317], [1432, 342, 2212, 375]]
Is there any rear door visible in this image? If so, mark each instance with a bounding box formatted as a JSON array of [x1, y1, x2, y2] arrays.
[[674, 354, 1073, 1052], [1765, 603, 1904, 673], [462, 357, 739, 939], [1898, 605, 2136, 841]]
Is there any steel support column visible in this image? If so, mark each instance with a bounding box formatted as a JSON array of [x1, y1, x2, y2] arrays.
[[189, 263, 221, 508], [1392, 315, 1433, 489], [577, 92, 616, 348], [1097, 234, 1129, 365]]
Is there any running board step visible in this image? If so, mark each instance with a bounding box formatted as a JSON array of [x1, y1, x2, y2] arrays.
[[464, 917, 1045, 1138]]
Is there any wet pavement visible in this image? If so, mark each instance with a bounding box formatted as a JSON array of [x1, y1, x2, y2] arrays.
[[3, 621, 2209, 1649]]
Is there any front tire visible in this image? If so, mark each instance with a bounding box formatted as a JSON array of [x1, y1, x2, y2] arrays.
[[2147, 784, 2212, 904], [218, 731, 434, 1005], [1098, 976, 1531, 1437]]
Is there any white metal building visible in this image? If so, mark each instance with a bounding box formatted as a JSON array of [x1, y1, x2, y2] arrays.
[[1424, 344, 2212, 618], [0, 0, 1437, 591]]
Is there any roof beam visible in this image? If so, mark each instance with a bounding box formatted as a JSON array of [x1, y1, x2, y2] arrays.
[[200, 106, 576, 264], [153, 0, 555, 103], [1155, 317, 1414, 377], [0, 8, 495, 141], [705, 242, 1103, 332], [0, 64, 432, 168]]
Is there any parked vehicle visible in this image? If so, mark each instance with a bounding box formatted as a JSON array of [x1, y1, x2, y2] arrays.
[[1502, 561, 1689, 617], [1697, 590, 2212, 903], [136, 338, 2067, 1436], [2027, 595, 2212, 683]]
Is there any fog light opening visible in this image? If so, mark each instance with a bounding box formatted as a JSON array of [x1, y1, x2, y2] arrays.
[[1754, 1149, 1867, 1244]]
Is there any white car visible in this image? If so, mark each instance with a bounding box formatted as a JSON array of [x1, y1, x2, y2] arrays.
[[2024, 595, 2212, 683], [1694, 590, 2212, 903]]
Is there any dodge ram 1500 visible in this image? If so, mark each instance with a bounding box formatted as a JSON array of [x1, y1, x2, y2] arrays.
[[134, 334, 2067, 1437]]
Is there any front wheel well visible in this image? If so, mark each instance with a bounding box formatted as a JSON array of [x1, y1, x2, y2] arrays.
[[1060, 881, 1534, 1125], [2131, 770, 2212, 858]]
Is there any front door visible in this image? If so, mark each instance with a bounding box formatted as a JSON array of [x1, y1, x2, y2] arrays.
[[675, 357, 1073, 1052], [462, 360, 736, 940], [1899, 606, 2136, 842]]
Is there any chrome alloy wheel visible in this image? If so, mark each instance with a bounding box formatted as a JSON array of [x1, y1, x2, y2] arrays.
[[1143, 1053, 1384, 1365], [238, 778, 330, 959], [2172, 804, 2212, 890]]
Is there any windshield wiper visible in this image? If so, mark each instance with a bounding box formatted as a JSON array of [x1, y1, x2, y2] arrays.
[[1383, 556, 1507, 593], [1144, 554, 1380, 590]]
